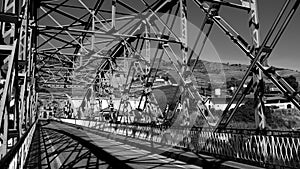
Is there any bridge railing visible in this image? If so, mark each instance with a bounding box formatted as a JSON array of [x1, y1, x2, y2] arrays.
[[57, 118, 300, 168], [0, 120, 37, 169]]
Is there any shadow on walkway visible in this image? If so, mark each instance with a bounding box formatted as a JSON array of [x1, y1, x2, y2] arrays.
[[24, 121, 205, 169], [24, 122, 131, 169], [43, 121, 230, 169]]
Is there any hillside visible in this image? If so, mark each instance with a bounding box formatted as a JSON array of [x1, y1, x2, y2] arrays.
[[158, 59, 300, 129], [197, 60, 300, 84], [161, 59, 300, 89]]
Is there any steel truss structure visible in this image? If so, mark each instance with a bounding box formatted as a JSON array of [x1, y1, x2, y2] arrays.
[[0, 0, 300, 162], [0, 0, 37, 159]]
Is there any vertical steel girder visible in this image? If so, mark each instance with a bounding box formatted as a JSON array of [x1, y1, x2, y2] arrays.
[[0, 0, 36, 159], [0, 0, 18, 158], [245, 0, 266, 129], [180, 0, 188, 65], [0, 41, 16, 158]]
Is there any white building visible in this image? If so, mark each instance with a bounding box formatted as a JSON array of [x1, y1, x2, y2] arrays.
[[205, 97, 251, 111], [265, 96, 294, 109]]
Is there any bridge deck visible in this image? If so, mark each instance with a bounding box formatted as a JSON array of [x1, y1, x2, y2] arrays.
[[24, 121, 264, 169]]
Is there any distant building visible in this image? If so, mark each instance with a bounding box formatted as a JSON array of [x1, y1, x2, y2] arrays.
[[265, 96, 294, 109], [205, 97, 253, 111], [265, 81, 282, 95]]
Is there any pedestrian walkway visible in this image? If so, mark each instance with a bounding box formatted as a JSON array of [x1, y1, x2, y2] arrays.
[[24, 120, 265, 169], [24, 121, 202, 168]]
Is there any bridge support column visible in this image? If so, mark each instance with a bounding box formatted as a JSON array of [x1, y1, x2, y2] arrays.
[[244, 0, 266, 129]]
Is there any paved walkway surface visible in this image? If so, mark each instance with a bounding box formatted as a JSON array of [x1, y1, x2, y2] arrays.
[[24, 120, 265, 169]]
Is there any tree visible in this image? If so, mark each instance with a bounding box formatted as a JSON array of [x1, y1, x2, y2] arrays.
[[229, 100, 296, 129], [231, 100, 255, 123], [284, 75, 298, 91], [227, 77, 240, 88]]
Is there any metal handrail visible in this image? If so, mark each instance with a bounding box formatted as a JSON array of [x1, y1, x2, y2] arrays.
[[58, 118, 300, 168]]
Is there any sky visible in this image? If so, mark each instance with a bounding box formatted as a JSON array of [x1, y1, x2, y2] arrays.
[[6, 0, 297, 71], [187, 0, 300, 71]]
